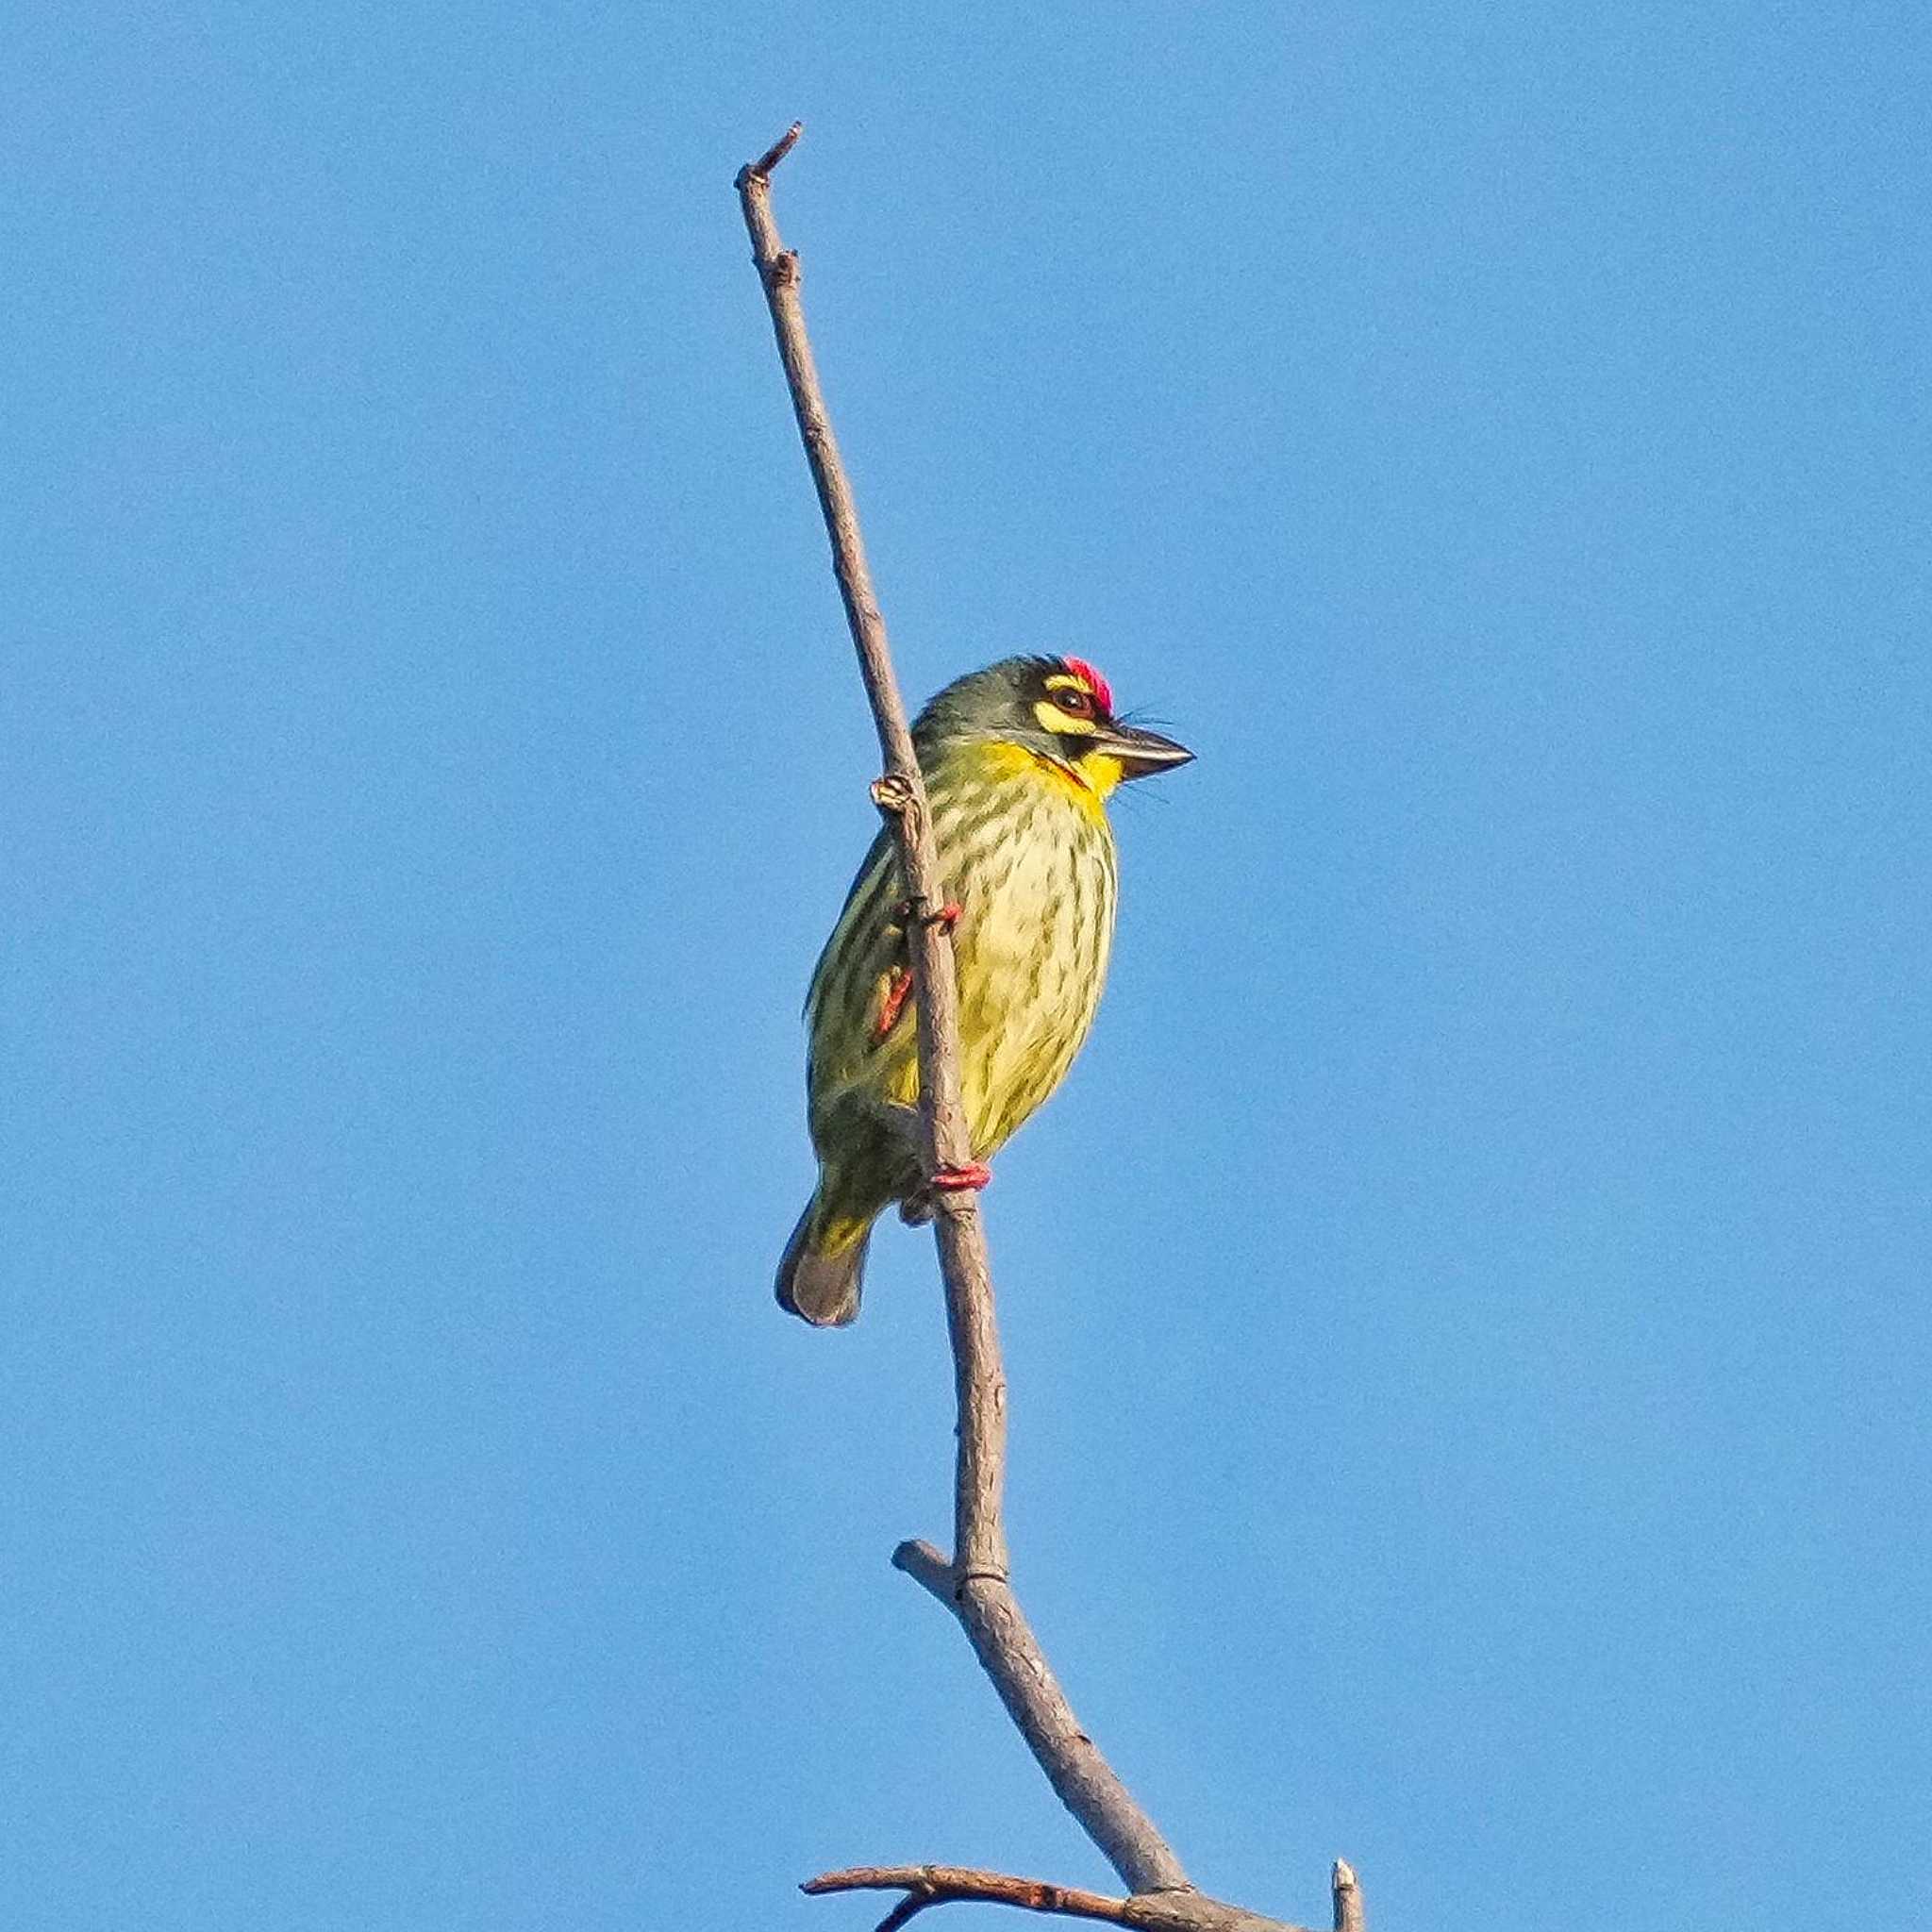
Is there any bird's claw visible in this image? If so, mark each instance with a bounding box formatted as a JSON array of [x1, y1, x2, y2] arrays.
[[928, 1161, 992, 1192], [898, 1161, 990, 1225], [893, 897, 962, 932]]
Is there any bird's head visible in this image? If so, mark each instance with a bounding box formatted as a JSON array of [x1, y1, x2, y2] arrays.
[[914, 656, 1193, 802]]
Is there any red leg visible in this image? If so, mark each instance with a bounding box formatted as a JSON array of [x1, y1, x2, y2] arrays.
[[872, 966, 912, 1041]]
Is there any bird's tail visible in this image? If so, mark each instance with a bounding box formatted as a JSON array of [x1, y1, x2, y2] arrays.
[[775, 1193, 874, 1327]]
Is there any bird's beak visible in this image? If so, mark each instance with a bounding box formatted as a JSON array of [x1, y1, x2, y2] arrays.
[[1097, 722, 1194, 781]]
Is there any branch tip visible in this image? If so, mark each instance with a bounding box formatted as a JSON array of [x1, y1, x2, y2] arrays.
[[1330, 1858, 1363, 1932], [891, 1538, 957, 1602], [743, 120, 803, 183]]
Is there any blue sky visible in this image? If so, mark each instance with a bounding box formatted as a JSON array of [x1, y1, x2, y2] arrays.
[[6, 6, 1928, 1929]]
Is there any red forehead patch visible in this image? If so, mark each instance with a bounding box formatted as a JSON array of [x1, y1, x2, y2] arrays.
[[1061, 657, 1113, 712]]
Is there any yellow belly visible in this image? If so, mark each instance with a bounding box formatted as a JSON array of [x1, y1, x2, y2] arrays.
[[806, 741, 1121, 1184], [941, 772, 1118, 1157]]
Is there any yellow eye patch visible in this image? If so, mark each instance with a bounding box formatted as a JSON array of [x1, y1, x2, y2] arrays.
[[1034, 698, 1099, 736]]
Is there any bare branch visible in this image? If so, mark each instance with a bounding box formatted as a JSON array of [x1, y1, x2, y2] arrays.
[[806, 1868, 1316, 1932], [806, 1866, 1127, 1927], [890, 1541, 1189, 1890], [737, 123, 1191, 1897], [736, 125, 1007, 1574], [741, 129, 1346, 1932]]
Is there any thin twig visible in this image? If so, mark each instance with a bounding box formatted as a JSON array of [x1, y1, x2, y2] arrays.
[[734, 123, 1004, 1583], [736, 124, 1191, 1897], [874, 1895, 940, 1932], [805, 1867, 1316, 1932], [806, 1866, 1126, 1927]]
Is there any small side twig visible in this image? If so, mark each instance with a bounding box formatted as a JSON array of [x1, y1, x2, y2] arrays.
[[746, 119, 803, 179]]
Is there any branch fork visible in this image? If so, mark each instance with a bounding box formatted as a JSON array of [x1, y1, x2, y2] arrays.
[[739, 123, 1354, 1932]]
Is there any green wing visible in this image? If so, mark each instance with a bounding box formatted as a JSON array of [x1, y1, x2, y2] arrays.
[[803, 828, 914, 1111]]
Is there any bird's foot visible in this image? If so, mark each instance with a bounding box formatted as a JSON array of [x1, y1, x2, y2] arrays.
[[898, 1161, 991, 1226], [893, 897, 962, 932], [929, 1161, 992, 1192]]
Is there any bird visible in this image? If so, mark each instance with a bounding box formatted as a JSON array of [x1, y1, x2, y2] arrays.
[[776, 654, 1192, 1325]]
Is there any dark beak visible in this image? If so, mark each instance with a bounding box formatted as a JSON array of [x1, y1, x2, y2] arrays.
[[1099, 721, 1194, 781]]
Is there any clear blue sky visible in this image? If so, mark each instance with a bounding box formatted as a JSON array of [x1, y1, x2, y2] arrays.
[[7, 7, 1927, 1929]]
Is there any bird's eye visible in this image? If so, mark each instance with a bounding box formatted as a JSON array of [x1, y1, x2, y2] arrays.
[[1054, 688, 1094, 717]]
